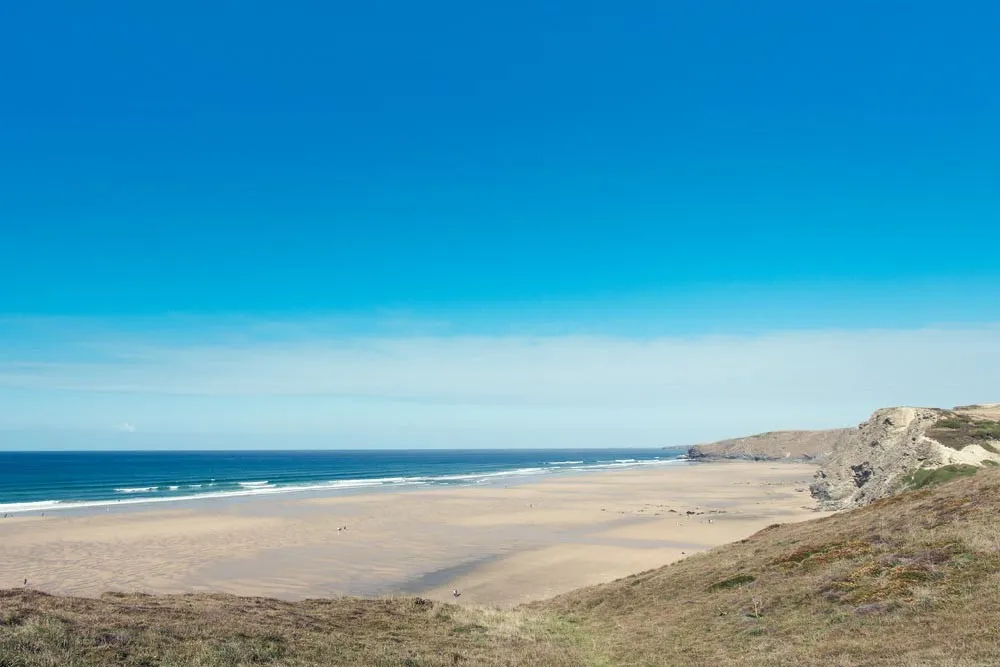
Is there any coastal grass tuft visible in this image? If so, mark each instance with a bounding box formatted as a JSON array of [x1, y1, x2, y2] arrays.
[[6, 469, 1000, 666], [899, 464, 980, 490], [707, 574, 756, 591], [771, 539, 873, 569]]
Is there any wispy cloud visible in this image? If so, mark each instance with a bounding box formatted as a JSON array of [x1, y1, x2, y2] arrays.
[[0, 320, 997, 447]]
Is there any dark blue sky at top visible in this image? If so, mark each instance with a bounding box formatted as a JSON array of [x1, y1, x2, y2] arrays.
[[2, 1, 998, 324]]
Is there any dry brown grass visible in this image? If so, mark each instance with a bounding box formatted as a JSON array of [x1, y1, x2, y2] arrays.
[[4, 469, 1000, 666], [0, 593, 585, 667], [543, 467, 1000, 666]]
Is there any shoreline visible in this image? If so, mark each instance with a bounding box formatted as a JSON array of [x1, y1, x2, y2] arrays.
[[0, 460, 824, 607], [0, 450, 688, 517]]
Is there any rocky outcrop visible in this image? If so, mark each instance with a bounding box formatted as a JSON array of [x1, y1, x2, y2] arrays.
[[810, 405, 1000, 510], [687, 428, 856, 462]]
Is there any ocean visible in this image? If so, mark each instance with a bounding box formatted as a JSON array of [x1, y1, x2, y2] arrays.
[[0, 448, 686, 514]]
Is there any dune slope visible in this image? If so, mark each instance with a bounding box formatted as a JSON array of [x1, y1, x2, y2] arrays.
[[546, 466, 1000, 666]]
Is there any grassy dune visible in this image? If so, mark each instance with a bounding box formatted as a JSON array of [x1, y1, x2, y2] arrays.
[[0, 593, 585, 667], [4, 468, 1000, 666], [544, 467, 1000, 666]]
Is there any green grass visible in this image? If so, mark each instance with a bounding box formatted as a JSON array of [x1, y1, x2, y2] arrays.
[[899, 464, 981, 490]]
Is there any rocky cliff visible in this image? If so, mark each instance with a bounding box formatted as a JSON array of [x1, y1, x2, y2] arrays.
[[810, 404, 1000, 509], [687, 428, 856, 462]]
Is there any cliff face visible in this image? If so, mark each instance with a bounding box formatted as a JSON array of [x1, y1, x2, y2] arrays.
[[687, 428, 856, 462], [810, 405, 1000, 510], [685, 404, 1000, 509]]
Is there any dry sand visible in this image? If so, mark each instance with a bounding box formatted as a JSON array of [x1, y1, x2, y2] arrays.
[[0, 461, 824, 606]]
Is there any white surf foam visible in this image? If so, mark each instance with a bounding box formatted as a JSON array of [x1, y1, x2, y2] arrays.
[[432, 467, 548, 482], [0, 500, 66, 513], [0, 458, 687, 514]]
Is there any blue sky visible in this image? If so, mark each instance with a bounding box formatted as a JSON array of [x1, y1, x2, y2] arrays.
[[1, 1, 999, 448]]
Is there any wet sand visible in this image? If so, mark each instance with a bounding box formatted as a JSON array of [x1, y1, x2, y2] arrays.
[[0, 461, 824, 606]]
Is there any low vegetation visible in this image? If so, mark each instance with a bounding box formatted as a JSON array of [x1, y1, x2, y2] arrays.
[[5, 469, 1000, 666], [543, 468, 1000, 666], [927, 413, 1000, 452], [0, 594, 585, 667], [898, 463, 981, 491]]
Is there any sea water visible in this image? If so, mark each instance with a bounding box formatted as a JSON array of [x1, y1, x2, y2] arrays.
[[0, 448, 686, 514]]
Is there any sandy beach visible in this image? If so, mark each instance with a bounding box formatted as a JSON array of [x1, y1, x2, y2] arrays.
[[0, 461, 823, 606]]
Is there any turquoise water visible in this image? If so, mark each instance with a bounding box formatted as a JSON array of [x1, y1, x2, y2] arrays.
[[0, 449, 686, 513]]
